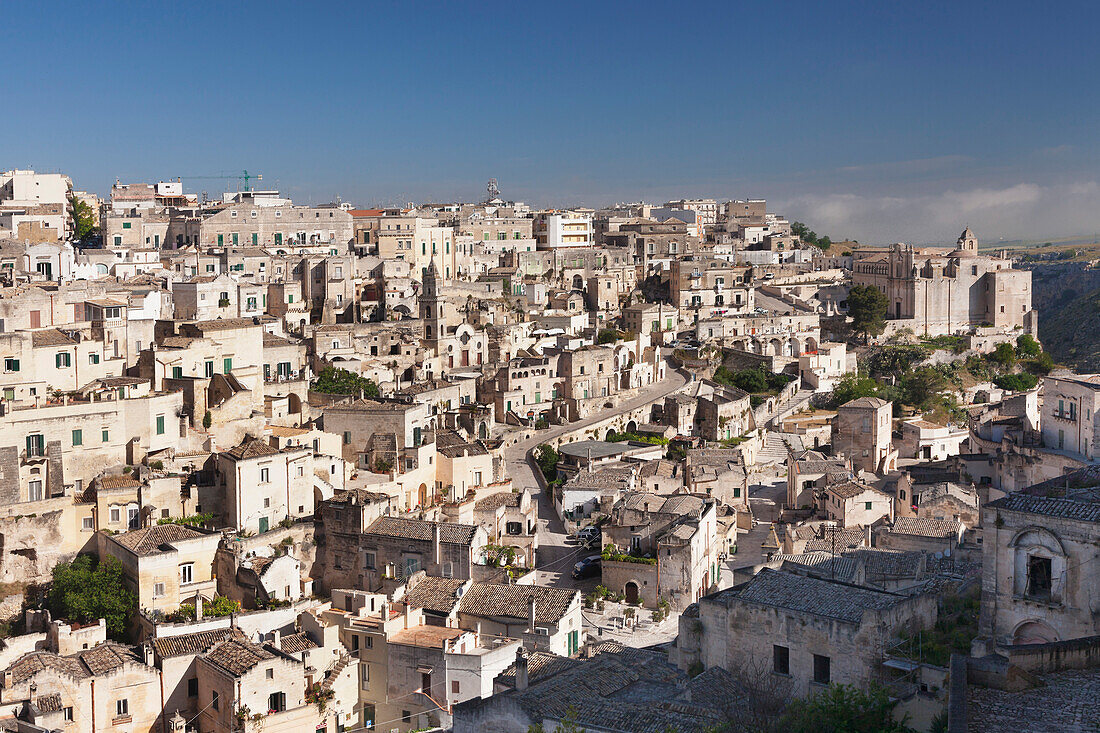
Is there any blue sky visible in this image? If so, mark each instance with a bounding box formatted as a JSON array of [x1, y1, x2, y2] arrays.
[[3, 1, 1099, 243]]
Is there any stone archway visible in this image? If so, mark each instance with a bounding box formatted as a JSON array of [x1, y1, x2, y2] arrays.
[[418, 483, 428, 508], [626, 420, 637, 435], [624, 581, 640, 605], [478, 422, 488, 440], [1013, 620, 1059, 645]]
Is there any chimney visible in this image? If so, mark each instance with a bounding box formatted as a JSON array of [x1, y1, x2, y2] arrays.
[[528, 596, 536, 632], [432, 522, 441, 565], [378, 600, 388, 620], [143, 642, 154, 666], [194, 592, 204, 620], [271, 630, 281, 647], [515, 647, 529, 691]]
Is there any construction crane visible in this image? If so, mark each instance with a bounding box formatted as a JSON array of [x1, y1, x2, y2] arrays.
[[180, 171, 263, 192]]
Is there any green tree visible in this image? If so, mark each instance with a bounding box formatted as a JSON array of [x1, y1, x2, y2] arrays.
[[312, 367, 380, 397], [829, 373, 880, 407], [597, 328, 621, 345], [47, 555, 136, 641], [534, 444, 559, 482], [847, 285, 888, 342], [900, 366, 948, 409], [1030, 350, 1055, 375], [778, 683, 914, 733], [1016, 334, 1041, 357], [68, 193, 97, 243], [990, 342, 1016, 368], [993, 372, 1039, 392]]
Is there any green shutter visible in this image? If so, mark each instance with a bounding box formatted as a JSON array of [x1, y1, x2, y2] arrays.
[[252, 233, 258, 245], [156, 416, 165, 435], [172, 366, 182, 378], [102, 429, 109, 442], [55, 353, 63, 368], [217, 234, 224, 245], [223, 358, 232, 373], [72, 430, 82, 446]]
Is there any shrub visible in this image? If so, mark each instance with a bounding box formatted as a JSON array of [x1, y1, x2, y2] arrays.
[[993, 372, 1039, 392], [989, 342, 1017, 368], [311, 367, 380, 397], [1016, 334, 1041, 357], [47, 555, 136, 641]]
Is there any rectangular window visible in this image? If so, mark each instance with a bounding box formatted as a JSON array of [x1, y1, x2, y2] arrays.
[[55, 352, 71, 368], [813, 654, 831, 684], [865, 501, 873, 510], [187, 678, 198, 697], [451, 680, 460, 694], [82, 517, 93, 530], [363, 551, 376, 569], [116, 699, 129, 716], [773, 645, 789, 675], [217, 234, 224, 246], [3, 358, 18, 372], [28, 480, 43, 502], [205, 361, 214, 377], [89, 353, 100, 364], [343, 431, 351, 445], [72, 429, 82, 446], [63, 707, 73, 722], [260, 467, 270, 483], [211, 690, 218, 710], [102, 429, 109, 443], [25, 434, 44, 457], [223, 357, 232, 373], [180, 563, 193, 584], [172, 366, 183, 379], [156, 415, 165, 435], [154, 582, 165, 597], [110, 507, 120, 523], [122, 222, 132, 229], [1026, 555, 1052, 600]]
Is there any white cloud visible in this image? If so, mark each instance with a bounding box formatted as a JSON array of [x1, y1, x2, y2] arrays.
[[779, 181, 1100, 244]]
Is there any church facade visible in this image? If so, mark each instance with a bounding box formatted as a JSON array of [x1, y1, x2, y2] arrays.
[[852, 228, 1036, 336]]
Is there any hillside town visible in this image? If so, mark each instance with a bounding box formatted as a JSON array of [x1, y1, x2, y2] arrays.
[[0, 168, 1095, 733]]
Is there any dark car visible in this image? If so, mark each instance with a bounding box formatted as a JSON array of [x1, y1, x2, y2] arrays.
[[572, 555, 602, 580]]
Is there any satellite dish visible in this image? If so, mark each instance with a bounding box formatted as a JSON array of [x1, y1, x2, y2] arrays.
[[944, 548, 951, 557], [933, 552, 943, 560]]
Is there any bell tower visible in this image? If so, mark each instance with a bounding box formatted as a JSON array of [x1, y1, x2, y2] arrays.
[[419, 261, 445, 346], [956, 226, 978, 256]]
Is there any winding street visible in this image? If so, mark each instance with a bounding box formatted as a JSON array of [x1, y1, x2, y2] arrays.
[[502, 362, 690, 588]]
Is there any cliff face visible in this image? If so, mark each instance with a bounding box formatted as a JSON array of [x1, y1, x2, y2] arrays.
[[1026, 261, 1100, 372]]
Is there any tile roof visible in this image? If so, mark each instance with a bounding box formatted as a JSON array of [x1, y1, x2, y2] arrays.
[[890, 517, 962, 538], [403, 576, 466, 614], [152, 629, 238, 659], [112, 523, 207, 555], [459, 583, 579, 624], [988, 492, 1100, 523], [34, 693, 62, 712], [828, 480, 882, 500], [721, 568, 907, 624], [365, 516, 478, 545], [840, 396, 890, 409], [31, 328, 76, 347], [74, 643, 143, 675], [843, 548, 924, 579], [772, 552, 860, 583], [474, 492, 521, 512], [98, 475, 141, 490], [279, 633, 319, 655], [4, 652, 88, 685], [224, 438, 280, 460], [803, 525, 867, 552], [189, 318, 260, 332], [202, 637, 276, 677]]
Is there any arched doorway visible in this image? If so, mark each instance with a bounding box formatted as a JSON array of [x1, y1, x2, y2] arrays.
[[418, 483, 428, 508], [478, 422, 488, 440], [624, 582, 640, 605], [1014, 620, 1059, 645], [606, 429, 616, 441], [626, 420, 637, 434], [572, 274, 584, 290]]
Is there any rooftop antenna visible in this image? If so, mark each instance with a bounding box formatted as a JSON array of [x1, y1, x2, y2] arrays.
[[486, 178, 500, 202]]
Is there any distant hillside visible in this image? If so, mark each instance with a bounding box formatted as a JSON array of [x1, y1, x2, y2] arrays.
[[1038, 284, 1100, 372]]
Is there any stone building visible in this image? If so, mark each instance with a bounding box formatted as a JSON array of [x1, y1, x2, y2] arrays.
[[674, 568, 937, 697], [359, 516, 488, 588], [851, 228, 1036, 336], [978, 465, 1100, 647], [600, 494, 719, 610], [832, 396, 897, 474], [1038, 373, 1100, 461]]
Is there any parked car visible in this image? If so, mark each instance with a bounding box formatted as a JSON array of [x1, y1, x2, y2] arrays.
[[576, 526, 601, 545], [572, 555, 602, 579]]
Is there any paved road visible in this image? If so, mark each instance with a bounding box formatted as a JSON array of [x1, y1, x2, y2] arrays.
[[503, 363, 690, 588]]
